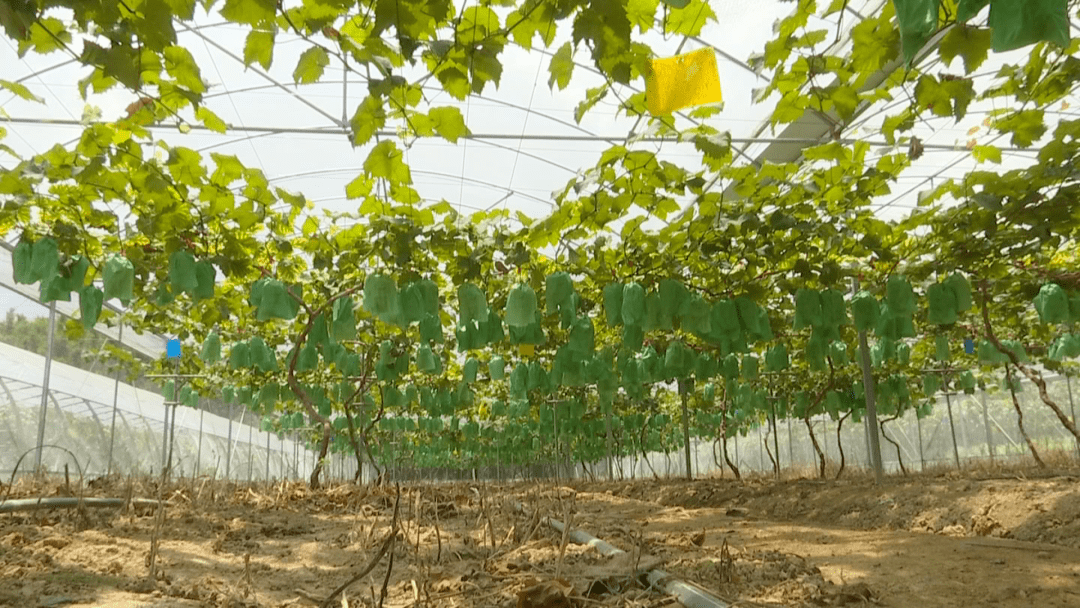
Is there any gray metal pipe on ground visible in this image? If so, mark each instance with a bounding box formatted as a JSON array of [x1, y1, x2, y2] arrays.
[[0, 497, 161, 514], [510, 500, 733, 608]]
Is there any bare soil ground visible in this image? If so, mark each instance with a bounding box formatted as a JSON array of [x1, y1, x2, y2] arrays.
[[0, 464, 1077, 608]]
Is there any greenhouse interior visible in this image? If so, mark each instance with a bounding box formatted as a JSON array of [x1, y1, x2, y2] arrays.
[[1, 0, 1080, 607]]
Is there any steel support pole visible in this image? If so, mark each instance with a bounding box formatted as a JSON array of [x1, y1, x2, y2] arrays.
[[226, 404, 235, 480], [106, 323, 124, 476], [33, 302, 57, 472], [945, 392, 961, 469], [266, 430, 271, 482], [916, 412, 925, 471], [680, 389, 693, 480], [857, 329, 884, 483], [981, 390, 995, 463], [247, 424, 253, 482], [196, 404, 203, 477]]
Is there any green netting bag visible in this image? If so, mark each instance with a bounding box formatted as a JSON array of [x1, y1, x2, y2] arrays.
[[1001, 339, 1029, 362], [340, 352, 360, 376], [506, 283, 537, 328], [988, 0, 1069, 53], [200, 331, 221, 364], [155, 282, 174, 306], [222, 386, 235, 404], [463, 357, 479, 383], [923, 373, 941, 396], [896, 342, 911, 365], [163, 380, 176, 402], [886, 275, 916, 315], [416, 278, 439, 315], [178, 384, 193, 407], [169, 250, 198, 295], [416, 345, 438, 373], [679, 297, 707, 338], [67, 255, 89, 289], [943, 272, 972, 312], [419, 313, 443, 343], [12, 239, 33, 284], [1035, 283, 1070, 325], [364, 274, 398, 317], [510, 363, 528, 394], [456, 322, 479, 352], [642, 292, 662, 332], [39, 269, 71, 303], [306, 314, 329, 352], [711, 299, 741, 339], [401, 282, 426, 324], [1063, 334, 1080, 359], [752, 307, 774, 342], [622, 323, 644, 352], [828, 340, 849, 366], [331, 296, 357, 341], [248, 337, 278, 372], [793, 288, 822, 330], [254, 279, 297, 321], [977, 339, 1007, 364], [664, 341, 693, 378], [621, 282, 646, 327], [959, 370, 977, 393], [695, 352, 717, 379], [658, 279, 686, 330], [871, 338, 894, 367], [568, 315, 595, 359], [876, 303, 900, 341], [741, 355, 759, 380], [925, 282, 957, 325], [457, 282, 488, 324], [296, 343, 319, 371], [766, 343, 789, 372], [806, 331, 826, 371], [228, 341, 251, 369], [722, 353, 740, 380], [29, 238, 59, 284], [545, 272, 573, 315], [480, 309, 504, 344], [192, 260, 215, 300], [820, 289, 848, 328], [603, 282, 624, 327], [527, 362, 544, 392], [78, 285, 103, 329], [934, 335, 951, 361], [731, 298, 758, 338], [703, 383, 715, 402], [236, 386, 252, 406], [102, 255, 134, 304], [850, 291, 879, 332]]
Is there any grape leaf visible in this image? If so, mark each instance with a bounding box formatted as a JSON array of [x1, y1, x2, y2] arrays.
[[548, 42, 574, 90], [293, 47, 329, 84]]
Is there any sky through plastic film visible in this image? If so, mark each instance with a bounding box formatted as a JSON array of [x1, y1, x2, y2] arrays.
[[0, 1, 1078, 264]]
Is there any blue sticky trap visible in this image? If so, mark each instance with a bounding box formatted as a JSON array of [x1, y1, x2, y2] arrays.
[[964, 338, 975, 355], [166, 339, 182, 358]]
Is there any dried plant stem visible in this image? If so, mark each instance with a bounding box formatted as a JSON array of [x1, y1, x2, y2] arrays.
[[320, 485, 401, 608]]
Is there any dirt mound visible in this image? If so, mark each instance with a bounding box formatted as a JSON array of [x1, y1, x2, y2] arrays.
[[609, 473, 1080, 548]]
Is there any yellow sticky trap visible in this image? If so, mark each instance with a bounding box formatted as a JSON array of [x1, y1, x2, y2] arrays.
[[518, 343, 535, 357], [645, 47, 723, 116]]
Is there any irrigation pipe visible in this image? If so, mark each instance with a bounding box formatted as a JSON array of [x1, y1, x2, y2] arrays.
[[0, 497, 162, 514], [510, 500, 733, 608]]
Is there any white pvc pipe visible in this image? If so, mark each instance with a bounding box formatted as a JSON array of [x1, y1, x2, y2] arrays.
[[511, 501, 733, 608], [0, 497, 161, 514]]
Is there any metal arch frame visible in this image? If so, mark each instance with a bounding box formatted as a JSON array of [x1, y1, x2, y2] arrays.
[[197, 81, 615, 142], [260, 166, 557, 209]]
